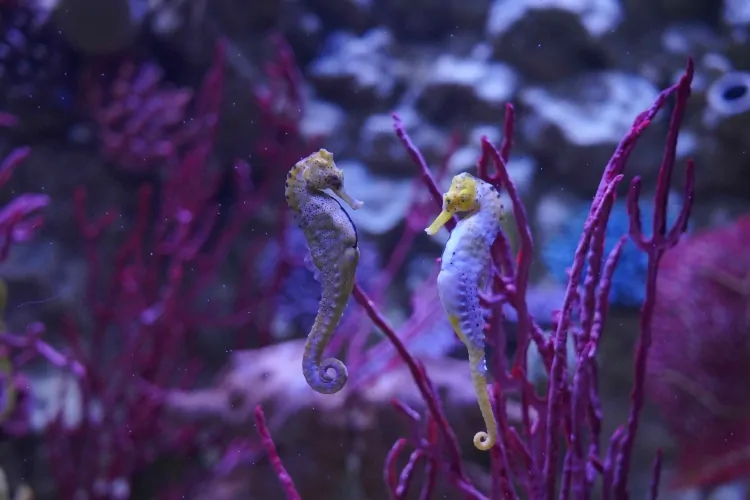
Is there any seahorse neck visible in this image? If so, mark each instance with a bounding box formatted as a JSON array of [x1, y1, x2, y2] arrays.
[[285, 163, 311, 212], [475, 184, 502, 216]]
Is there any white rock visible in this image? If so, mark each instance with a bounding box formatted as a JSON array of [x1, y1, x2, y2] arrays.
[[521, 72, 658, 147], [335, 160, 413, 235]]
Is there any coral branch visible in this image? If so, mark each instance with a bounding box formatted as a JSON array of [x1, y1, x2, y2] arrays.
[[352, 284, 487, 500], [0, 323, 85, 377], [387, 55, 695, 500], [543, 174, 624, 498], [614, 58, 695, 498], [648, 450, 663, 500], [254, 405, 301, 500]]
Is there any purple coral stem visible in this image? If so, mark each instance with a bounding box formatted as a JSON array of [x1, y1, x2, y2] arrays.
[[254, 404, 302, 500], [543, 175, 624, 498], [614, 58, 695, 499], [352, 284, 486, 500]]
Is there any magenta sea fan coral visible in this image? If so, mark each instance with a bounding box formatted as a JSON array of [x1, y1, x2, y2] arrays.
[[255, 58, 696, 500], [647, 215, 750, 490], [0, 145, 50, 258], [81, 39, 227, 175]]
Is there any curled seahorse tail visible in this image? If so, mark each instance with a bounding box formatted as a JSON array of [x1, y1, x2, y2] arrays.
[[302, 298, 350, 394], [302, 345, 348, 395], [469, 351, 497, 451], [473, 431, 492, 450]]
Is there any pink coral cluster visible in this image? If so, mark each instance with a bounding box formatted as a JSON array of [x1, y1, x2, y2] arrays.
[[80, 38, 226, 175], [31, 35, 329, 496], [83, 60, 194, 173], [34, 42, 258, 498], [648, 215, 750, 489]]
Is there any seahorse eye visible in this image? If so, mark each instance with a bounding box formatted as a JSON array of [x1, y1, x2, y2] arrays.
[[328, 175, 342, 189]]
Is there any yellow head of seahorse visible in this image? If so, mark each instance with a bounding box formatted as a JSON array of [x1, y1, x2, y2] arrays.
[[303, 149, 363, 210], [425, 173, 478, 235]]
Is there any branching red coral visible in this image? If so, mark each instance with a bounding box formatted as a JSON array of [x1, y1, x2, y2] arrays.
[[340, 59, 696, 499], [31, 42, 285, 498], [82, 40, 227, 174]]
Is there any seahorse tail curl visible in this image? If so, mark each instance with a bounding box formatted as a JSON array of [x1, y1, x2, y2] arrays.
[[302, 346, 349, 394], [469, 352, 497, 451]]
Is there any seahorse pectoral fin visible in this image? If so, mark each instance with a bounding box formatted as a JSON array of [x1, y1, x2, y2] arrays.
[[448, 315, 497, 451], [333, 188, 363, 210], [426, 209, 453, 235]]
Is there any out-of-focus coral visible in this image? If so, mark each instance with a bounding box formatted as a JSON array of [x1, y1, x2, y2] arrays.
[[486, 0, 621, 82], [0, 146, 50, 260], [0, 0, 68, 108], [52, 0, 145, 55], [623, 23, 726, 87], [20, 45, 230, 498], [541, 197, 687, 308], [80, 40, 225, 174], [80, 60, 195, 173], [0, 135, 66, 448], [520, 71, 664, 193], [415, 54, 518, 124], [647, 216, 750, 491]]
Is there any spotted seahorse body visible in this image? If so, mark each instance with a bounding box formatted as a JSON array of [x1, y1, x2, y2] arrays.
[[285, 149, 362, 394], [426, 173, 504, 451]]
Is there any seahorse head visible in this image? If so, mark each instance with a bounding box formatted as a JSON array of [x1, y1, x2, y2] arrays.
[[302, 149, 363, 210], [425, 173, 479, 235]]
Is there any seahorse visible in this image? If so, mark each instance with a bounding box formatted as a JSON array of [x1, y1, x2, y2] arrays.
[[425, 172, 503, 451], [285, 149, 363, 394]]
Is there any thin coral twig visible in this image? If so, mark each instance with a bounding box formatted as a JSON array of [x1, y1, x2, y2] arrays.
[[614, 58, 695, 499], [648, 449, 663, 500], [254, 405, 301, 500], [543, 175, 624, 498], [352, 284, 487, 500]]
